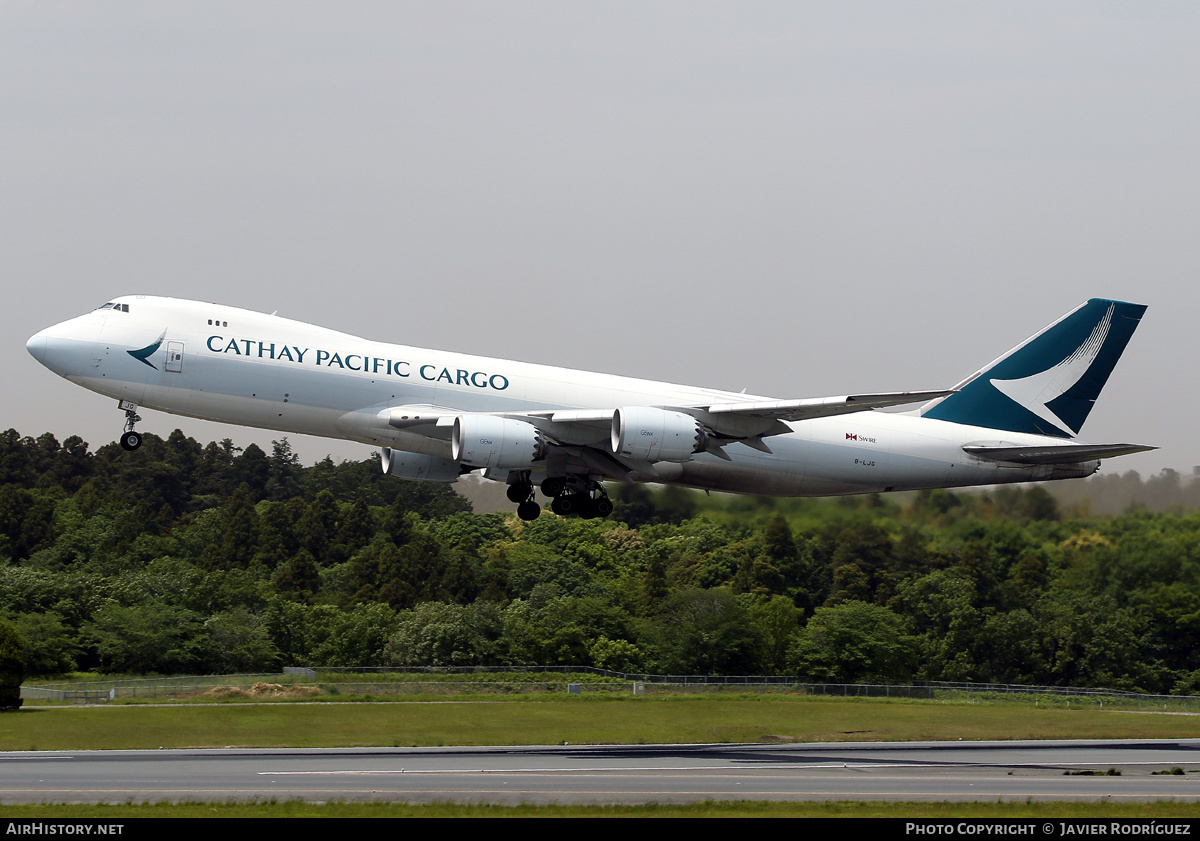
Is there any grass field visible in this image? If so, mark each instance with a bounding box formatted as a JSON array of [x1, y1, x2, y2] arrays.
[[5, 693, 1200, 751], [1, 801, 1199, 818]]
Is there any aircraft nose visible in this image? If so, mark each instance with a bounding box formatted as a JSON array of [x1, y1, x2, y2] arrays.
[[26, 330, 47, 364], [27, 316, 101, 378]]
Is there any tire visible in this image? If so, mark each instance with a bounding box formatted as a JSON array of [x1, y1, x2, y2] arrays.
[[551, 496, 574, 516]]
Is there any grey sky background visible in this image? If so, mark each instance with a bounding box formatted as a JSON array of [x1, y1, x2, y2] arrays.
[[3, 2, 1196, 479]]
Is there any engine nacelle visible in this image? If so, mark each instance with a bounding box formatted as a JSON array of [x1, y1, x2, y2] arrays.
[[451, 415, 546, 470], [381, 448, 463, 483], [611, 406, 705, 462]]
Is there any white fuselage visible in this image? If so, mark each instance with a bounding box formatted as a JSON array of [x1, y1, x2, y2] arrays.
[[27, 295, 1097, 496]]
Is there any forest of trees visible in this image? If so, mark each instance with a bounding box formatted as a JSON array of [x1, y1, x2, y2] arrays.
[[2, 427, 1200, 694]]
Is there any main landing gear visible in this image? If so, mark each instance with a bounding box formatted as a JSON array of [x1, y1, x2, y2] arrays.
[[507, 478, 542, 522], [541, 476, 613, 520], [506, 474, 614, 521], [119, 403, 143, 451]]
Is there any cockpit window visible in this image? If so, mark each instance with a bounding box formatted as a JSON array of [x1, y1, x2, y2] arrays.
[[94, 303, 130, 312]]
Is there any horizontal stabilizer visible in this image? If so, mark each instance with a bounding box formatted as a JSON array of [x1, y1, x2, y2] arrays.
[[963, 442, 1156, 465]]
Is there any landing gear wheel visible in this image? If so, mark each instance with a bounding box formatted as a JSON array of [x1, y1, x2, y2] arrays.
[[565, 492, 591, 517], [517, 500, 541, 521], [551, 495, 575, 516], [120, 431, 143, 451], [546, 478, 613, 519], [507, 482, 532, 503]]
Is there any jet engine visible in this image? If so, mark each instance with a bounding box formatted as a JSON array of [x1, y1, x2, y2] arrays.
[[611, 406, 706, 462], [380, 448, 463, 483], [452, 415, 546, 470]]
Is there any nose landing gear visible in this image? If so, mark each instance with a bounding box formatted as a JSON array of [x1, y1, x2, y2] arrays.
[[119, 402, 143, 451]]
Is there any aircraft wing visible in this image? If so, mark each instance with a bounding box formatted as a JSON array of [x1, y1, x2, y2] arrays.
[[385, 390, 955, 458], [698, 390, 955, 422], [963, 442, 1156, 465]]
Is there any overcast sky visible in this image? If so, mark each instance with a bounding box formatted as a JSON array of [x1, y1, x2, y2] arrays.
[[3, 2, 1196, 479]]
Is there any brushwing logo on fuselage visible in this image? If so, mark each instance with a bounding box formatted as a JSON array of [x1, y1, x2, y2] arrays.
[[988, 303, 1114, 436], [127, 330, 167, 370]]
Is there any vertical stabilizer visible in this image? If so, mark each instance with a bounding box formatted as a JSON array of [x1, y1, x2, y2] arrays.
[[921, 298, 1146, 438]]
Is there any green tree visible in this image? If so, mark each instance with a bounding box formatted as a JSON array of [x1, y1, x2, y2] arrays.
[[0, 429, 35, 486], [498, 585, 592, 666], [749, 595, 803, 674], [590, 636, 644, 672], [650, 588, 761, 674], [84, 604, 204, 674], [382, 601, 502, 667], [9, 612, 78, 675], [201, 608, 280, 673], [274, 548, 321, 600], [0, 619, 24, 709], [234, 443, 270, 499], [198, 484, 260, 570], [309, 603, 399, 666], [265, 439, 303, 501], [788, 601, 917, 683], [894, 570, 982, 682]]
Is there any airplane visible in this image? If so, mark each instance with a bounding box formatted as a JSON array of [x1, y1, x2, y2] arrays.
[[27, 296, 1153, 520]]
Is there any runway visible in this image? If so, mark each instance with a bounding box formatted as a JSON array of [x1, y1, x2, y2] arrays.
[[3, 740, 1200, 804]]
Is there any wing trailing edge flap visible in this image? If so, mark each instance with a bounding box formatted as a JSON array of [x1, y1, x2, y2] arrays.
[[963, 442, 1156, 465]]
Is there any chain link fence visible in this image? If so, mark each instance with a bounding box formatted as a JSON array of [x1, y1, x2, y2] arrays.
[[21, 666, 1200, 710]]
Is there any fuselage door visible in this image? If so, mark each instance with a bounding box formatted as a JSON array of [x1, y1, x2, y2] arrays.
[[165, 341, 184, 373]]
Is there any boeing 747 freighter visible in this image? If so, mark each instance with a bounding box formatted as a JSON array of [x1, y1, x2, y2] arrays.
[[27, 297, 1153, 519]]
